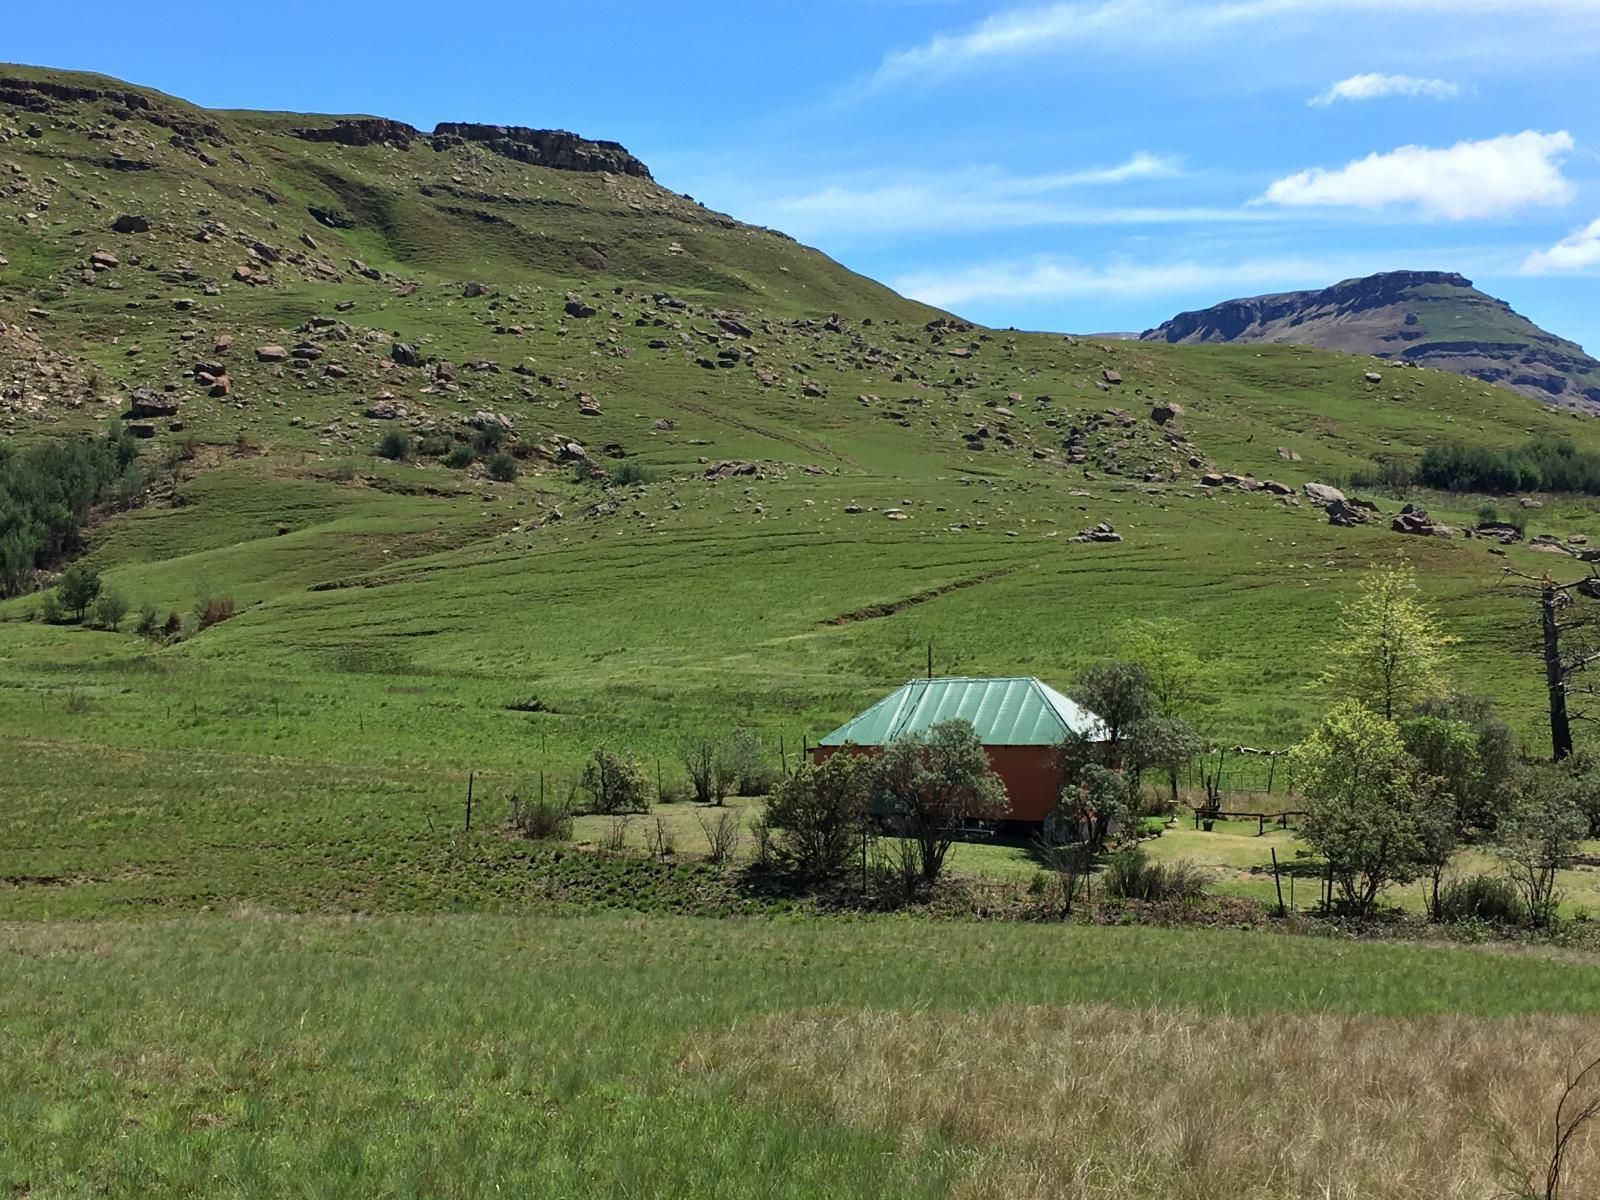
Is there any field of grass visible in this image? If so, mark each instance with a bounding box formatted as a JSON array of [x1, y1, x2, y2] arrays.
[[6, 65, 1600, 1199], [5, 914, 1600, 1199]]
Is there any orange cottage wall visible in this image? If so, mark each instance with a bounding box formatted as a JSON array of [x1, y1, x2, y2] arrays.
[[813, 744, 1062, 824]]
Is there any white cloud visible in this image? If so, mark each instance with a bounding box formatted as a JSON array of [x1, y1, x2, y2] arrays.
[[731, 156, 1252, 239], [1523, 216, 1600, 272], [1258, 131, 1575, 220], [892, 255, 1382, 307], [870, 0, 1600, 88], [1308, 73, 1461, 106]]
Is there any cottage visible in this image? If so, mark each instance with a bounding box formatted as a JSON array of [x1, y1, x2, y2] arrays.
[[814, 676, 1105, 826]]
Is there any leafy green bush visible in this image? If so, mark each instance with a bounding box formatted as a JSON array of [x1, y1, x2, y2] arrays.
[[612, 460, 655, 486], [510, 795, 574, 841], [486, 452, 518, 483], [581, 748, 651, 814], [472, 424, 507, 454], [92, 589, 129, 631], [37, 591, 64, 624], [135, 604, 160, 639], [376, 429, 412, 461], [1419, 436, 1600, 495], [415, 434, 452, 458], [1437, 874, 1523, 925], [1102, 846, 1207, 902], [765, 752, 870, 881], [443, 443, 474, 469], [196, 595, 236, 631]]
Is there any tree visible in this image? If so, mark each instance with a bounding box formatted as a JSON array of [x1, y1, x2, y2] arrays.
[[1413, 693, 1517, 831], [1124, 714, 1202, 809], [873, 719, 1007, 888], [678, 735, 731, 806], [1071, 661, 1153, 765], [580, 748, 651, 814], [56, 563, 102, 621], [1291, 701, 1424, 916], [1117, 619, 1214, 805], [1497, 769, 1588, 927], [1051, 759, 1136, 854], [91, 589, 129, 632], [1321, 565, 1455, 720], [764, 751, 871, 881], [1398, 716, 1479, 918]]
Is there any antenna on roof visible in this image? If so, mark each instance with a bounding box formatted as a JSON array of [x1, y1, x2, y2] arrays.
[[927, 640, 933, 681]]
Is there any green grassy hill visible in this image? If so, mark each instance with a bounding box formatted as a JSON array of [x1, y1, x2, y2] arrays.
[[4, 64, 1600, 912]]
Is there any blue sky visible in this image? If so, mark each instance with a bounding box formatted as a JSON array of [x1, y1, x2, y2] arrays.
[[11, 1, 1600, 347]]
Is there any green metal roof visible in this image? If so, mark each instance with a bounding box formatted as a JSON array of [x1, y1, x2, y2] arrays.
[[818, 677, 1105, 747]]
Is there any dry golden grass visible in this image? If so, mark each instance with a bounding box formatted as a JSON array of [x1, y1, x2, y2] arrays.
[[685, 1005, 1600, 1199]]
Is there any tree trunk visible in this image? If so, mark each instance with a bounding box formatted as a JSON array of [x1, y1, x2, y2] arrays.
[[1543, 582, 1574, 761]]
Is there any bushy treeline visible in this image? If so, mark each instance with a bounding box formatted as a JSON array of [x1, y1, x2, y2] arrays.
[[1416, 436, 1600, 495], [0, 427, 143, 596]]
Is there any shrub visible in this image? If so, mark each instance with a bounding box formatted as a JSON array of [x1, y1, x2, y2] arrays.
[[486, 451, 518, 483], [765, 752, 870, 881], [415, 434, 452, 458], [1437, 874, 1523, 925], [57, 563, 102, 620], [196, 595, 235, 631], [612, 460, 655, 486], [444, 443, 474, 469], [679, 734, 733, 806], [472, 423, 507, 454], [1497, 771, 1588, 927], [580, 748, 651, 814], [697, 808, 743, 864], [92, 589, 129, 631], [37, 591, 64, 624], [162, 611, 183, 638], [134, 604, 160, 639], [1102, 846, 1207, 902], [725, 728, 776, 796], [510, 794, 574, 841], [376, 429, 412, 461]]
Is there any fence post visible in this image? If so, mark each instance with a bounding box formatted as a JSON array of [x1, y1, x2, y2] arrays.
[[465, 771, 475, 833], [1270, 848, 1285, 917]]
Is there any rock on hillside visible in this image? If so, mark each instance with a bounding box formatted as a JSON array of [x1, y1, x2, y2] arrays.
[[1141, 270, 1600, 414]]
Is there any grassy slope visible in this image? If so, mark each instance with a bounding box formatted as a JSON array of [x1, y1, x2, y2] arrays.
[[6, 64, 1600, 1200], [5, 67, 1600, 918], [4, 916, 1600, 1198]]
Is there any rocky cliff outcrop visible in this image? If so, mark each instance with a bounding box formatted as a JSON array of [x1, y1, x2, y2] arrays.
[[1141, 271, 1600, 413], [430, 124, 651, 178], [287, 118, 651, 178]]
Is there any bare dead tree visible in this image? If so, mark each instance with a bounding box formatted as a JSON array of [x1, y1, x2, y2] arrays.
[[1501, 1051, 1600, 1200], [1503, 568, 1600, 761]]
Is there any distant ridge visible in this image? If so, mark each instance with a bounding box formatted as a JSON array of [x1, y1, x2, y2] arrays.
[[1141, 270, 1600, 413]]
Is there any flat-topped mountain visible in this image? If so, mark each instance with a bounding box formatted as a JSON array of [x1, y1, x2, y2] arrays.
[[1142, 270, 1600, 413]]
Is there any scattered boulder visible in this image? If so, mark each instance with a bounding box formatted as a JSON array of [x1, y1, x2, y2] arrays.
[[390, 342, 422, 368], [126, 388, 178, 419], [1392, 503, 1451, 538], [1304, 482, 1345, 505], [1102, 369, 1122, 384], [462, 281, 489, 298], [1261, 480, 1292, 495], [364, 400, 405, 420], [1364, 371, 1383, 384], [564, 292, 596, 319], [705, 460, 759, 480], [1326, 499, 1369, 528], [111, 213, 149, 234], [1150, 401, 1184, 424], [89, 250, 118, 270], [1068, 521, 1121, 544], [255, 344, 288, 362]]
